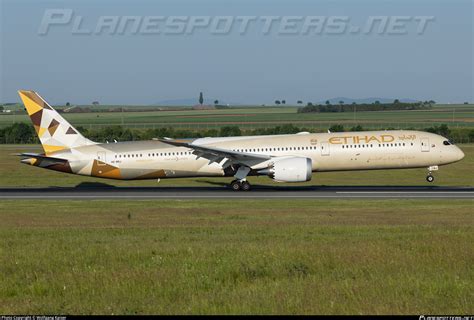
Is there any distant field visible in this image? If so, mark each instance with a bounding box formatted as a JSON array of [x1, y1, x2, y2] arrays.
[[1, 104, 473, 130], [0, 144, 472, 187], [0, 199, 472, 314]]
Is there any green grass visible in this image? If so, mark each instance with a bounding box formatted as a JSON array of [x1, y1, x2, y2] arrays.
[[0, 199, 472, 314], [1, 144, 473, 187], [1, 104, 473, 129]]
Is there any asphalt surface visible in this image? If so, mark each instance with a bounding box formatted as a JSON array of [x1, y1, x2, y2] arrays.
[[0, 185, 473, 199]]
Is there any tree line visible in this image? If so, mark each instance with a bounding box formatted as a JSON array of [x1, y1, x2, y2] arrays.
[[298, 101, 433, 113], [1, 122, 473, 144]]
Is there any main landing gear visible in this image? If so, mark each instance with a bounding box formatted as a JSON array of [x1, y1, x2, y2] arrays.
[[230, 179, 251, 191], [230, 166, 252, 191], [426, 165, 438, 183]]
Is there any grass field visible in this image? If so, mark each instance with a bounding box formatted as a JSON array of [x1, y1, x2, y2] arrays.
[[1, 104, 474, 129], [0, 199, 473, 314], [0, 144, 473, 188]]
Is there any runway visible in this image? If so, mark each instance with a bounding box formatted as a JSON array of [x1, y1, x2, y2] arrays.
[[0, 185, 473, 199]]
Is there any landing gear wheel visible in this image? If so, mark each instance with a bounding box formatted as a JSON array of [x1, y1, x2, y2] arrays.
[[426, 175, 434, 183], [240, 181, 251, 191], [230, 180, 241, 191]]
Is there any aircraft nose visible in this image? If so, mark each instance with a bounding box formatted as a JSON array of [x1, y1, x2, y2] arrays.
[[456, 147, 465, 161]]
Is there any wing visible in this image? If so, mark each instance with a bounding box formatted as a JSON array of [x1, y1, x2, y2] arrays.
[[157, 138, 271, 167]]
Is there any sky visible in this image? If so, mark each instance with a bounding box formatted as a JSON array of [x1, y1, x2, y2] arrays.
[[0, 0, 473, 105]]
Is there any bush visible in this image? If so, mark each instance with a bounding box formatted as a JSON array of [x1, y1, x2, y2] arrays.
[[220, 126, 242, 137], [329, 124, 344, 132], [350, 125, 364, 132], [0, 122, 37, 144], [1, 123, 472, 144], [425, 124, 450, 138]]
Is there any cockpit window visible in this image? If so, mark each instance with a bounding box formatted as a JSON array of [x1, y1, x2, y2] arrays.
[[443, 140, 453, 146]]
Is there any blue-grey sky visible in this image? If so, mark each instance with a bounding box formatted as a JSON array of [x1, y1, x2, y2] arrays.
[[1, 0, 472, 105]]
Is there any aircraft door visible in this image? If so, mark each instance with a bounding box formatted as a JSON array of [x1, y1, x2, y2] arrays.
[[421, 138, 430, 152], [321, 142, 330, 156]]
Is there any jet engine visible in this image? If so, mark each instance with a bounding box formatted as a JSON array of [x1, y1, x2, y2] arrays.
[[258, 157, 312, 182]]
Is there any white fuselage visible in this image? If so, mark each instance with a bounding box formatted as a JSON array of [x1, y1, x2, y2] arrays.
[[45, 130, 464, 181]]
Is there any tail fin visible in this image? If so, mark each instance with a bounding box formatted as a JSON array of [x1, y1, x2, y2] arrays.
[[18, 90, 95, 155]]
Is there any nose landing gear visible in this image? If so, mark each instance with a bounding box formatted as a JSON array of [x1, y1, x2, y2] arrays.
[[426, 166, 438, 183]]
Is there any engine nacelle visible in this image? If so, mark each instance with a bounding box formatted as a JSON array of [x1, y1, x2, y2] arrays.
[[259, 157, 312, 182]]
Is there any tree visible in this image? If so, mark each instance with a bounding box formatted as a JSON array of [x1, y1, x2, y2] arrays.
[[428, 100, 436, 105], [425, 124, 450, 138], [437, 124, 450, 137], [393, 99, 400, 104], [219, 126, 241, 137], [279, 124, 299, 134], [306, 102, 313, 107], [92, 101, 99, 106], [66, 102, 70, 107], [6, 122, 36, 143], [0, 105, 3, 112], [464, 102, 469, 105], [374, 100, 380, 105], [328, 124, 344, 132], [297, 100, 303, 104], [469, 129, 474, 142], [325, 100, 331, 105], [214, 100, 219, 105], [275, 100, 281, 105], [120, 128, 134, 141], [339, 100, 344, 105], [199, 92, 204, 105], [282, 100, 286, 105], [350, 125, 364, 132]]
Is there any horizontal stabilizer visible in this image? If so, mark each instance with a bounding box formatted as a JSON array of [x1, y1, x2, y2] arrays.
[[16, 153, 68, 162], [15, 153, 69, 167]]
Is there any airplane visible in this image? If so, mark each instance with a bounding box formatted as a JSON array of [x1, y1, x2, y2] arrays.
[[16, 90, 465, 191]]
